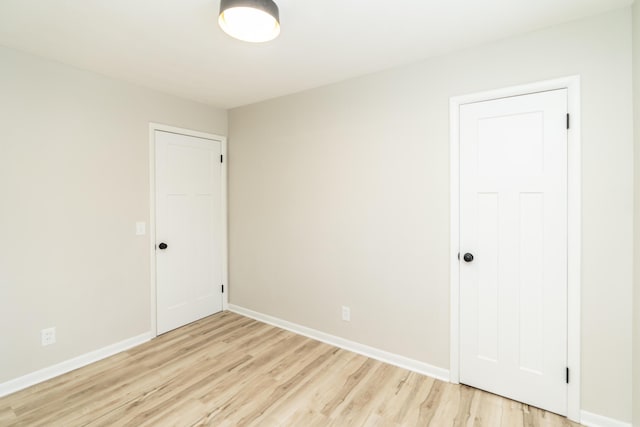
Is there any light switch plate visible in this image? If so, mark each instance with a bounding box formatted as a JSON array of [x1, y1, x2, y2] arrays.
[[136, 222, 146, 235]]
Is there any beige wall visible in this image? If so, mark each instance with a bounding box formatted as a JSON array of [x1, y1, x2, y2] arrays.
[[229, 8, 634, 423], [634, 2, 640, 425], [0, 46, 227, 383]]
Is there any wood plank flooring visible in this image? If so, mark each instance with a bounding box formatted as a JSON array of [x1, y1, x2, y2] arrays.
[[0, 312, 582, 426]]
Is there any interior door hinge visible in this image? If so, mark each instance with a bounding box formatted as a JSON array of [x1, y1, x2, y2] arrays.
[[220, 154, 224, 163], [566, 367, 569, 384], [221, 284, 224, 293], [566, 113, 570, 130]]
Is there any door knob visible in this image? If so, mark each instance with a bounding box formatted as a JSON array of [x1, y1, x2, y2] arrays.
[[158, 242, 168, 250], [463, 253, 474, 262]]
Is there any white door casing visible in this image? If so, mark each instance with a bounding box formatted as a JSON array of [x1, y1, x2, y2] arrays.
[[154, 128, 225, 335], [459, 89, 567, 414]]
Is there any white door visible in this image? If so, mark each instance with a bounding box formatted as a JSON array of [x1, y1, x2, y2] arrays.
[[155, 130, 223, 335], [459, 89, 568, 415]]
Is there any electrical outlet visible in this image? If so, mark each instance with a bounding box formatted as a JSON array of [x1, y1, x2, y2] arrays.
[[41, 327, 56, 346], [341, 306, 351, 322]]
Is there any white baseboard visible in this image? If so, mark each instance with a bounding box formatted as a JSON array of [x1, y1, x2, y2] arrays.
[[228, 304, 450, 382], [580, 411, 632, 427], [0, 331, 153, 398]]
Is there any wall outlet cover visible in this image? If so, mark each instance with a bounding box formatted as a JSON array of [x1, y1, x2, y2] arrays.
[[41, 327, 56, 346]]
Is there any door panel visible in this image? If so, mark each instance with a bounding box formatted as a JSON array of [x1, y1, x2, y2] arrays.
[[156, 130, 223, 335], [459, 89, 568, 415], [476, 192, 499, 362]]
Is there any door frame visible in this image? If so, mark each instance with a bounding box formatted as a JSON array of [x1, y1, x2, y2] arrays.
[[449, 76, 581, 422], [148, 123, 228, 337]]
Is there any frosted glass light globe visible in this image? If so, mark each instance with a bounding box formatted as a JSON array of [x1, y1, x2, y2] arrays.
[[219, 5, 280, 43]]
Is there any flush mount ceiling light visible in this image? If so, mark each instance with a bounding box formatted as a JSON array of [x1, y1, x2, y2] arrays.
[[218, 0, 280, 43]]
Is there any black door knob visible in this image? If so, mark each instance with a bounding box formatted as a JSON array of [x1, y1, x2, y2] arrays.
[[158, 242, 168, 250], [463, 253, 474, 262]]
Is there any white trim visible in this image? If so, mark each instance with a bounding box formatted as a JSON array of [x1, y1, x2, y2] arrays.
[[150, 123, 227, 141], [228, 304, 450, 382], [449, 94, 461, 385], [148, 123, 228, 336], [565, 76, 582, 423], [580, 411, 632, 427], [448, 76, 581, 422], [220, 138, 229, 311], [0, 332, 152, 398], [149, 127, 157, 336]]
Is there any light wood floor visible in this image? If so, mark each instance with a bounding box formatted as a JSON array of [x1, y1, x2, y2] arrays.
[[0, 312, 581, 426]]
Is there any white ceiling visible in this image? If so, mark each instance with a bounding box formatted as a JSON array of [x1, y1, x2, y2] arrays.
[[0, 0, 633, 109]]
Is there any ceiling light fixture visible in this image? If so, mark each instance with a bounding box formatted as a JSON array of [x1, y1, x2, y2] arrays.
[[218, 0, 280, 43]]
